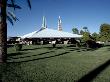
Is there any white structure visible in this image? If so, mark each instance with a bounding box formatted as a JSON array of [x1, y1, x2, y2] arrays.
[[58, 16, 62, 31], [29, 28, 82, 38], [42, 16, 47, 29], [21, 16, 82, 39], [21, 31, 37, 39]]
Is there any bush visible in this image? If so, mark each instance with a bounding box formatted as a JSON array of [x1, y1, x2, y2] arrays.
[[85, 40, 102, 48], [52, 44, 56, 48], [14, 44, 22, 51], [76, 42, 80, 47]]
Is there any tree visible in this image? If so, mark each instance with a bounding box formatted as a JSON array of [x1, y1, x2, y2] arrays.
[[83, 27, 89, 32], [0, 0, 7, 63], [72, 28, 79, 34], [99, 23, 110, 42], [80, 30, 84, 35], [92, 32, 99, 41], [81, 27, 92, 42], [82, 32, 92, 42], [0, 0, 31, 63]]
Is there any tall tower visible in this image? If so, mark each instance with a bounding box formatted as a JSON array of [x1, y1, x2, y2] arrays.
[[58, 16, 62, 31], [42, 16, 47, 29]]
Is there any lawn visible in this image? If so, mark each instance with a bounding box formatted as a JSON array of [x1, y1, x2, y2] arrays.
[[1, 44, 110, 82]]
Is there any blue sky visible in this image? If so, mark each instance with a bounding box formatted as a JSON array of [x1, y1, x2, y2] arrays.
[[7, 0, 110, 36]]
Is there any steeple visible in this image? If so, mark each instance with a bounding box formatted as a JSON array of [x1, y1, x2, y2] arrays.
[[42, 16, 47, 29], [58, 16, 62, 31]]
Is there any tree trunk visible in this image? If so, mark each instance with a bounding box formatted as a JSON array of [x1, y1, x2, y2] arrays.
[[0, 0, 7, 63]]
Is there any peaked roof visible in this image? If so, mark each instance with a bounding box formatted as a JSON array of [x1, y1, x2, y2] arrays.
[[25, 28, 82, 38], [21, 31, 37, 39]]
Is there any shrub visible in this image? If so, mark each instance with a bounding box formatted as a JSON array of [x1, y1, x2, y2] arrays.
[[76, 42, 80, 47], [14, 44, 22, 51], [52, 44, 56, 48], [85, 40, 102, 48]]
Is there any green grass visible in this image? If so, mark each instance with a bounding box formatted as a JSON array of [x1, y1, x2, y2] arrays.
[[1, 44, 110, 82]]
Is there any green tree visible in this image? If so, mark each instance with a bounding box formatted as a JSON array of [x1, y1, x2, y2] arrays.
[[82, 32, 92, 42], [100, 23, 110, 42], [81, 27, 92, 41], [83, 27, 89, 32], [0, 0, 31, 63], [92, 32, 99, 41], [80, 30, 84, 35], [72, 28, 79, 34]]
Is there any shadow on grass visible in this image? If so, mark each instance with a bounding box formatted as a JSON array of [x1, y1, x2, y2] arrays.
[[77, 59, 110, 82], [68, 49, 81, 52], [22, 47, 41, 51], [10, 52, 70, 63], [43, 47, 53, 50], [69, 49, 75, 51], [8, 52, 28, 57], [67, 44, 76, 47], [68, 47, 80, 50], [107, 47, 110, 51], [68, 47, 97, 52], [86, 48, 97, 51], [8, 51, 55, 60], [77, 50, 81, 52], [44, 46, 64, 50]]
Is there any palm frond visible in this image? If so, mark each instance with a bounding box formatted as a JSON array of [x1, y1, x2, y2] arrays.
[[8, 11, 19, 21], [5, 0, 31, 25], [7, 15, 14, 25], [27, 0, 31, 9], [7, 4, 22, 9], [10, 0, 15, 10]]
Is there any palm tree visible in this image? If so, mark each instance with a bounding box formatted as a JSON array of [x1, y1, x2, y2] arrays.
[[83, 27, 88, 32], [72, 28, 79, 34], [0, 0, 31, 63]]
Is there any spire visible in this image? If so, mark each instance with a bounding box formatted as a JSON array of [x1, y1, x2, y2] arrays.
[[58, 16, 62, 31], [42, 16, 47, 29]]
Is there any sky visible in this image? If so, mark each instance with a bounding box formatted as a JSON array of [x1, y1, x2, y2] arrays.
[[7, 0, 110, 36]]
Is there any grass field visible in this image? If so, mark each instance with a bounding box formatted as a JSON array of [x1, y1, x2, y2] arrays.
[[1, 44, 110, 82]]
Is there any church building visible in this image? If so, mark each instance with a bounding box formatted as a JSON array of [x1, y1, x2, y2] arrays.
[[21, 16, 82, 45]]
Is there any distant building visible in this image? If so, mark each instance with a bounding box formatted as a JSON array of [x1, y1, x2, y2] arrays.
[[20, 16, 82, 45]]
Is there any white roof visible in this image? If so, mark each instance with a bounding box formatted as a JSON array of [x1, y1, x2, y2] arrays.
[[27, 28, 82, 38], [21, 31, 37, 39]]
